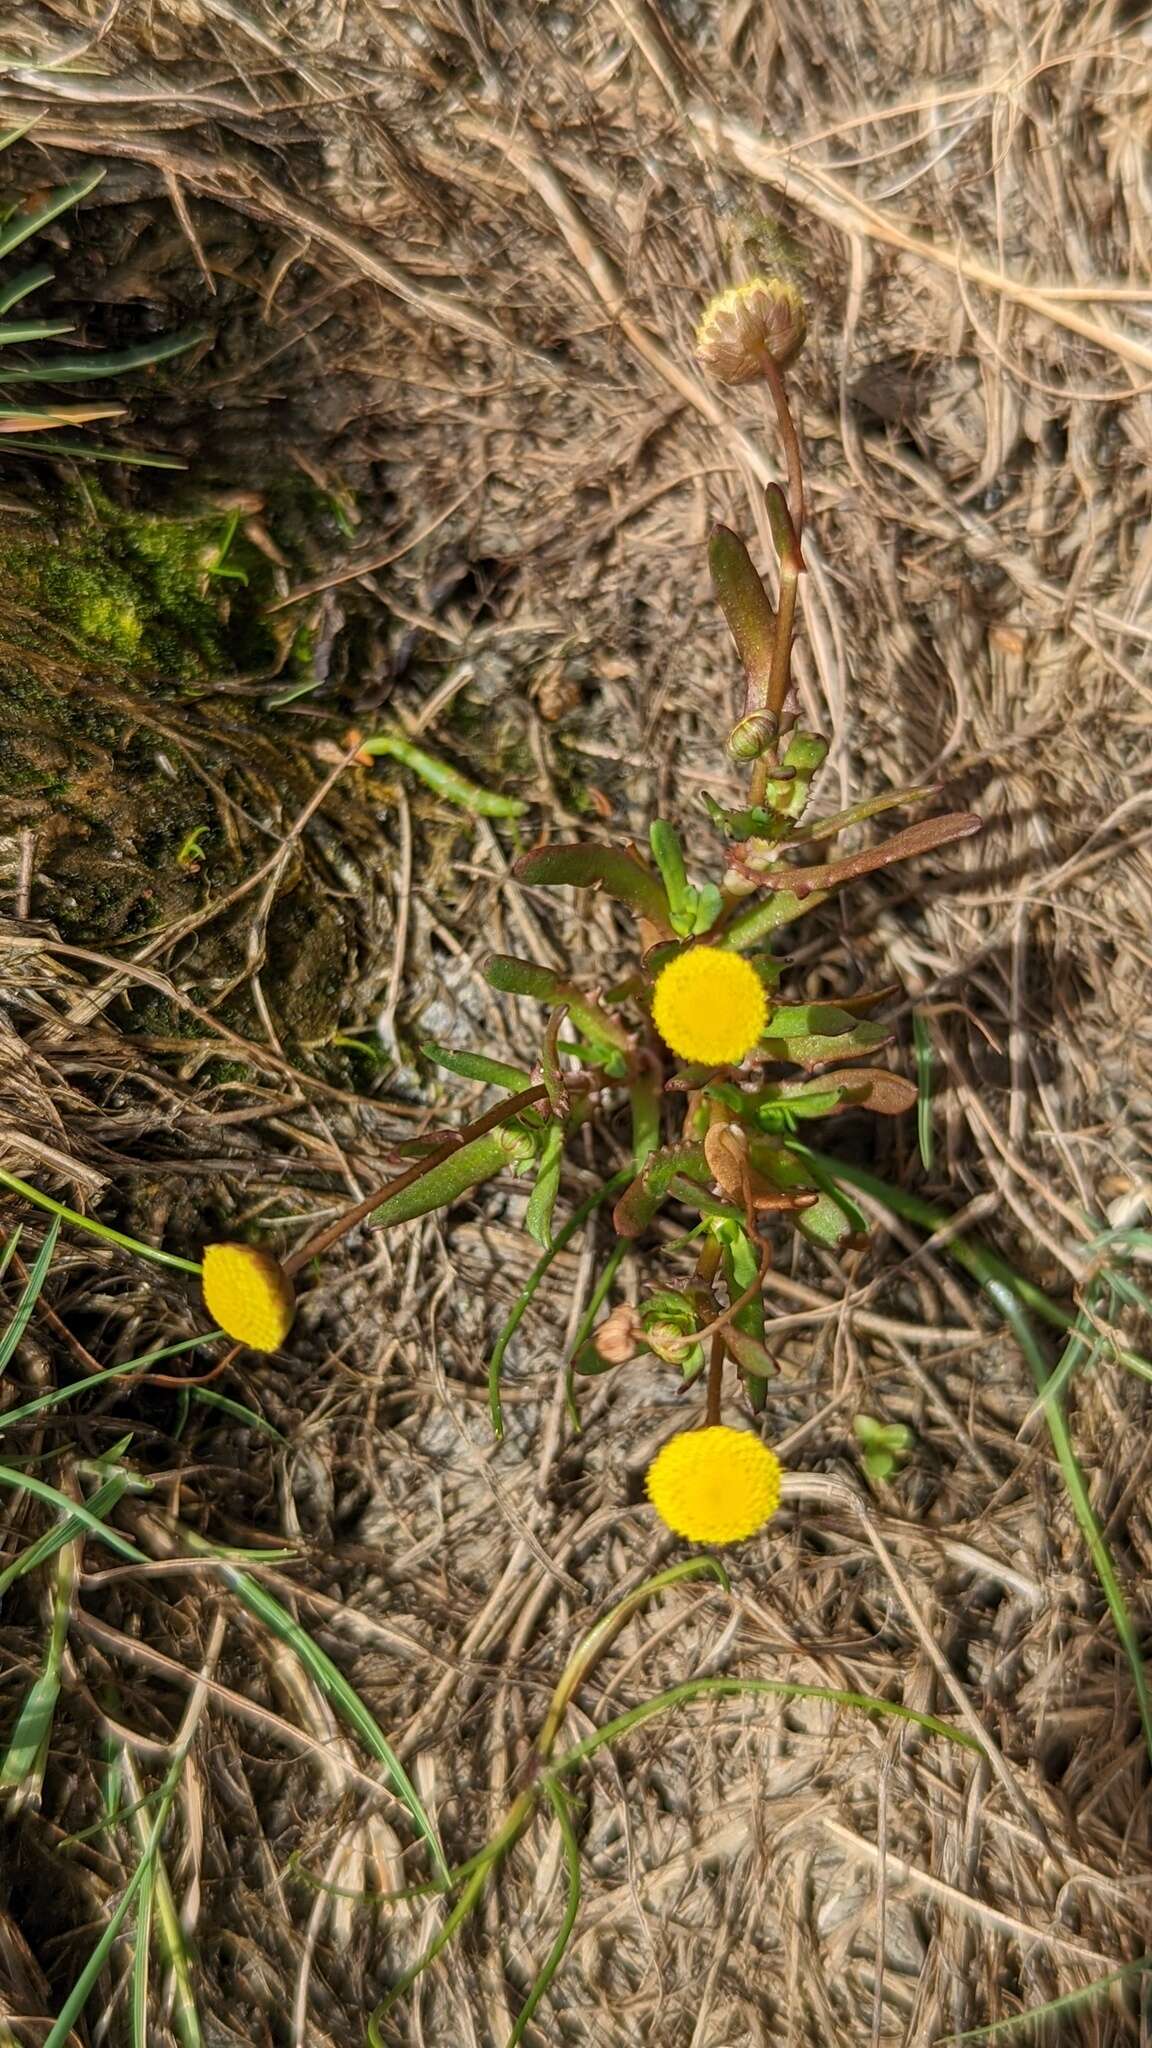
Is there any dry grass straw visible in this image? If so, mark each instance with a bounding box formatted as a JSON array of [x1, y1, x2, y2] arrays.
[[1, 0, 1151, 2041]]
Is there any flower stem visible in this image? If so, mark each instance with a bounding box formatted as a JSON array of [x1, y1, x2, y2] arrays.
[[283, 1082, 574, 1275], [705, 1332, 725, 1426], [758, 347, 804, 543]]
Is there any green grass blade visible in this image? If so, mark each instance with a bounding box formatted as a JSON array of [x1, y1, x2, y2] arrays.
[[188, 1387, 286, 1441], [178, 1540, 447, 1881], [0, 1167, 201, 1273], [936, 1953, 1152, 2042], [912, 1010, 935, 1170], [131, 1850, 156, 2048], [367, 1859, 494, 2045], [488, 1170, 632, 1437], [122, 1751, 203, 2048], [549, 1676, 981, 1781], [0, 1462, 151, 1564], [0, 264, 55, 316], [792, 1148, 1071, 1331], [506, 1778, 582, 2047], [0, 1227, 22, 1284], [0, 402, 124, 422], [0, 1216, 60, 1377], [0, 329, 204, 382], [4, 435, 187, 467], [0, 170, 106, 262], [43, 1749, 184, 2048], [537, 1559, 730, 1765], [0, 318, 74, 343], [795, 1146, 1152, 1768], [563, 1236, 628, 1431], [0, 1333, 220, 1437], [0, 1471, 130, 1596], [987, 1277, 1152, 1765], [0, 1520, 75, 1800], [0, 119, 42, 152]]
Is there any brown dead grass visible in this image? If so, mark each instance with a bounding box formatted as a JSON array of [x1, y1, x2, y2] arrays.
[[1, 0, 1152, 2043]]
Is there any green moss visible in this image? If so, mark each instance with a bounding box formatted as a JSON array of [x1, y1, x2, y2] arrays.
[[75, 592, 143, 655], [0, 482, 358, 1047], [2, 485, 279, 683]]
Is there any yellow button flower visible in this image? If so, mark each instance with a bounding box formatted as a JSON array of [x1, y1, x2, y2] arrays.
[[647, 1425, 782, 1545], [651, 947, 768, 1066], [202, 1242, 295, 1351]]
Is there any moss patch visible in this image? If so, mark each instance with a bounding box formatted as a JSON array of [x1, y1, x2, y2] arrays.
[[0, 487, 357, 1045]]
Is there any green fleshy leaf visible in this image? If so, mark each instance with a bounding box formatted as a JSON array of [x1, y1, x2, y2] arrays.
[[723, 1327, 776, 1380], [0, 317, 74, 343], [525, 1123, 564, 1250], [854, 1414, 914, 1483], [690, 882, 724, 935], [765, 1003, 861, 1038], [708, 523, 776, 699], [760, 1017, 890, 1068], [514, 842, 670, 927], [719, 1222, 770, 1407], [484, 954, 631, 1053], [359, 729, 527, 817], [751, 1144, 866, 1249], [421, 1041, 531, 1092], [649, 820, 692, 927]]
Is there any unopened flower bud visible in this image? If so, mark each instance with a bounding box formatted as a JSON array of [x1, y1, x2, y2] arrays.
[[593, 1303, 645, 1364], [646, 1320, 690, 1364], [726, 710, 777, 762], [696, 276, 806, 384], [703, 1123, 749, 1203]]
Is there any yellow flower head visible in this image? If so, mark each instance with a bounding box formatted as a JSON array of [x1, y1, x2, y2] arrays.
[[202, 1242, 295, 1352], [695, 276, 807, 384], [651, 946, 767, 1066], [647, 1425, 782, 1544]]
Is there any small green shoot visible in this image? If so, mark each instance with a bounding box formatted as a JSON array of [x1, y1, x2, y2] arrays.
[[0, 1216, 61, 1376], [854, 1413, 914, 1483], [913, 1009, 935, 1169], [358, 728, 528, 817]]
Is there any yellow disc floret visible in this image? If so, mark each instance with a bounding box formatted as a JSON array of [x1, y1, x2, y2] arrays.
[[202, 1242, 296, 1351], [651, 946, 768, 1066], [646, 1425, 782, 1545]]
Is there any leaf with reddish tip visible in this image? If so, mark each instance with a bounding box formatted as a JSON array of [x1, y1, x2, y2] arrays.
[[723, 1328, 776, 1379], [483, 955, 631, 1053], [752, 1143, 867, 1250], [760, 1020, 892, 1068], [764, 482, 801, 570], [514, 843, 670, 927], [837, 1069, 919, 1115], [708, 524, 776, 698], [777, 785, 941, 847], [751, 812, 982, 894]]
